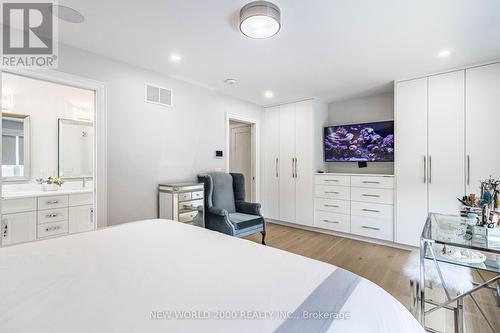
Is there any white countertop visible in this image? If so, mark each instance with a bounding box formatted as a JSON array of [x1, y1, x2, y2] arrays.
[[2, 188, 93, 200]]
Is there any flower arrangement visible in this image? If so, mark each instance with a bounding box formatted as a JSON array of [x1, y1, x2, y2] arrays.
[[36, 176, 64, 191], [46, 176, 64, 186]]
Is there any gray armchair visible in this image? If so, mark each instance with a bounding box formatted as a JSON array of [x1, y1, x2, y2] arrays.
[[197, 172, 266, 244]]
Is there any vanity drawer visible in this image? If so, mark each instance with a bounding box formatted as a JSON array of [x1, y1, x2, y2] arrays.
[[178, 211, 200, 223], [314, 198, 350, 215], [192, 191, 204, 200], [38, 208, 69, 224], [37, 220, 68, 239], [178, 199, 204, 213], [69, 193, 93, 206], [314, 211, 350, 233], [315, 175, 350, 187], [314, 185, 350, 200], [1, 197, 37, 214], [38, 195, 68, 210], [351, 187, 393, 205], [351, 201, 393, 220], [351, 216, 393, 241], [178, 192, 192, 202], [351, 176, 394, 189]]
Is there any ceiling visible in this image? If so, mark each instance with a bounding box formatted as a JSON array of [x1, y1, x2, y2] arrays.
[[56, 0, 500, 106]]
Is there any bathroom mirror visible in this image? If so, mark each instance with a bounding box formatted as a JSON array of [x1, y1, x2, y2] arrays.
[[2, 113, 31, 181], [58, 119, 94, 179]]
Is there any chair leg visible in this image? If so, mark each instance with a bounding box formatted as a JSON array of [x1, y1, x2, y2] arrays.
[[261, 231, 266, 245]]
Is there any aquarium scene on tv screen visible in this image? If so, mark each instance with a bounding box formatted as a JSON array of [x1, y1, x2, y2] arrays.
[[323, 121, 394, 162]]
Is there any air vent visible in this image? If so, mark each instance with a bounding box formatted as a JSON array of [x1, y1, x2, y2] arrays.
[[145, 83, 172, 107]]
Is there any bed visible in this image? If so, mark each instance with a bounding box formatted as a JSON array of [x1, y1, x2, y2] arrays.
[[0, 219, 423, 333]]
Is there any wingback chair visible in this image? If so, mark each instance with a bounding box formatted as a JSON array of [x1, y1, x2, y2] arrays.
[[197, 172, 266, 244]]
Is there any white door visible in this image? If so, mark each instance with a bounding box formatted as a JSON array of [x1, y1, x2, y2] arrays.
[[230, 124, 252, 201], [466, 63, 500, 194], [69, 205, 94, 233], [1, 211, 36, 246], [396, 78, 429, 247], [428, 71, 465, 214], [262, 106, 280, 219], [279, 103, 296, 223], [294, 100, 314, 226]]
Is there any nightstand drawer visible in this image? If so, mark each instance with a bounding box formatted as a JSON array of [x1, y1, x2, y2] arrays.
[[351, 187, 393, 205], [315, 175, 350, 187], [351, 176, 394, 189], [38, 208, 68, 224], [315, 185, 350, 200], [37, 220, 68, 239], [351, 216, 393, 241], [38, 195, 68, 210], [351, 201, 393, 220], [314, 198, 350, 215], [314, 211, 350, 233]]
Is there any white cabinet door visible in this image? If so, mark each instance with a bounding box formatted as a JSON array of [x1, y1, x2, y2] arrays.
[[466, 63, 500, 194], [262, 106, 280, 220], [294, 100, 314, 226], [428, 71, 465, 214], [396, 78, 428, 247], [1, 212, 36, 246], [69, 205, 94, 234], [279, 103, 296, 223]]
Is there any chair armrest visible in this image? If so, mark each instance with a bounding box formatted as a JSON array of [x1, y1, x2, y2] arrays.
[[208, 207, 229, 217], [235, 201, 262, 216]]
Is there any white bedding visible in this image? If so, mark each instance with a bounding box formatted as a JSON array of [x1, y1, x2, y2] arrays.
[[0, 219, 423, 333]]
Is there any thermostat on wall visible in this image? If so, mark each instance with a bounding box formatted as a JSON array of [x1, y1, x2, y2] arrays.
[[215, 150, 224, 158]]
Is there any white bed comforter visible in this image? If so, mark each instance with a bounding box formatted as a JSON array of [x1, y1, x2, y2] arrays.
[[0, 219, 423, 333]]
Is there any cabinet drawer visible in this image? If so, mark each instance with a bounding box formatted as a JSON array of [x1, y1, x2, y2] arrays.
[[351, 187, 393, 205], [351, 201, 393, 220], [315, 175, 350, 187], [314, 198, 350, 215], [178, 192, 192, 202], [178, 199, 204, 213], [351, 216, 393, 241], [192, 191, 204, 200], [178, 211, 200, 223], [38, 208, 69, 224], [69, 193, 93, 206], [38, 195, 68, 210], [1, 197, 37, 214], [351, 176, 394, 189], [315, 185, 350, 200], [314, 211, 350, 233], [37, 220, 68, 239]]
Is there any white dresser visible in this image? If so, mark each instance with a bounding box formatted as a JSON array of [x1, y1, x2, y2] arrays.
[[314, 173, 394, 242]]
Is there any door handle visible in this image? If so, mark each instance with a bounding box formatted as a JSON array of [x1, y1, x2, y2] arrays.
[[466, 155, 470, 186], [324, 204, 339, 208], [294, 158, 298, 178], [423, 156, 427, 183], [428, 155, 432, 184], [362, 181, 380, 184], [275, 157, 279, 178], [362, 194, 380, 198], [323, 219, 339, 224], [361, 226, 380, 231], [362, 209, 380, 213]]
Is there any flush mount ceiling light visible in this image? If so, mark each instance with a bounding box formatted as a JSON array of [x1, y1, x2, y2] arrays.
[[240, 1, 281, 39], [264, 90, 274, 98], [224, 78, 238, 85], [50, 5, 84, 23], [170, 54, 182, 63], [438, 49, 451, 58]]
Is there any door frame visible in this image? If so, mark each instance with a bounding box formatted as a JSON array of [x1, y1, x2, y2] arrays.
[[1, 68, 108, 228], [225, 113, 260, 202]]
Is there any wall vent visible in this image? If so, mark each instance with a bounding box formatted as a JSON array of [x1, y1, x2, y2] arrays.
[[145, 83, 172, 107]]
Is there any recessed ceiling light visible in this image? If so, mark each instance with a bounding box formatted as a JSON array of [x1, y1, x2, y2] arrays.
[[49, 5, 85, 23], [224, 78, 238, 85], [170, 54, 182, 63], [437, 50, 451, 58], [264, 91, 274, 98], [240, 1, 281, 39]]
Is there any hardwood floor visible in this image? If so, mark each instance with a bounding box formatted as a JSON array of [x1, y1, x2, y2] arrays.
[[246, 223, 499, 333]]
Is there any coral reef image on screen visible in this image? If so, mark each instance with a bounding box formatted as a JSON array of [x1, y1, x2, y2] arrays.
[[323, 121, 394, 162]]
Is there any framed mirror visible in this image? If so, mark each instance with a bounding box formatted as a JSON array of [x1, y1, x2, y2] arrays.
[[58, 119, 94, 179], [2, 113, 31, 181]]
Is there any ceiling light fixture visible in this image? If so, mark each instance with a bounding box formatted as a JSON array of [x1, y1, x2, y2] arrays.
[[264, 91, 274, 98], [49, 5, 85, 23], [240, 1, 281, 39], [224, 78, 238, 85], [170, 54, 182, 63], [437, 50, 451, 58]]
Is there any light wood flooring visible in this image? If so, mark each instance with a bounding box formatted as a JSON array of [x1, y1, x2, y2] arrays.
[[245, 223, 499, 333]]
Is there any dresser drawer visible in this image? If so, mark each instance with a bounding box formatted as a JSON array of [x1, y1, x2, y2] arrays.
[[68, 193, 93, 206], [38, 195, 68, 210], [192, 191, 204, 200], [178, 192, 192, 202], [315, 185, 350, 200], [178, 211, 200, 223], [351, 201, 393, 220], [351, 176, 394, 189], [178, 199, 204, 212], [351, 187, 393, 205], [37, 220, 68, 239], [314, 198, 350, 215], [351, 216, 393, 241], [38, 208, 69, 224], [1, 197, 37, 214], [314, 211, 350, 233], [315, 175, 350, 187]]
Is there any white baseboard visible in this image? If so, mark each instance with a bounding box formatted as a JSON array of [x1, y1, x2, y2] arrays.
[[266, 218, 416, 251]]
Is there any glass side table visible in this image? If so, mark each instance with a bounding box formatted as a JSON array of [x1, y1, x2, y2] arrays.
[[418, 213, 500, 333]]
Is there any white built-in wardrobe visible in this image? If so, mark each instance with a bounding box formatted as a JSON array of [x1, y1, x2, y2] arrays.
[[262, 99, 327, 226], [396, 62, 500, 247]]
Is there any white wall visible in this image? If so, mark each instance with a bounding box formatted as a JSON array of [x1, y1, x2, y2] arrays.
[[57, 44, 262, 225], [326, 92, 394, 174]]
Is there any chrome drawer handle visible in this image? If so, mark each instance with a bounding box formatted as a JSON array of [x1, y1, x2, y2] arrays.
[[362, 194, 380, 198], [324, 179, 339, 182], [323, 219, 339, 224], [361, 209, 380, 213], [324, 204, 339, 208], [46, 200, 59, 204], [361, 226, 380, 231], [45, 225, 62, 232], [362, 181, 380, 184], [325, 191, 339, 194], [45, 213, 59, 218]]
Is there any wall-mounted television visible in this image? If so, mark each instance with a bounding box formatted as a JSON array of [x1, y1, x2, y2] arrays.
[[323, 121, 394, 162]]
